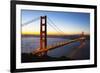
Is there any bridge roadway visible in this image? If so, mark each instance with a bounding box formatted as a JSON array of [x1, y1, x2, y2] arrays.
[[32, 37, 86, 55]]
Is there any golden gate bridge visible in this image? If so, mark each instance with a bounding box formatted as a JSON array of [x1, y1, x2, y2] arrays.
[[22, 16, 86, 57]]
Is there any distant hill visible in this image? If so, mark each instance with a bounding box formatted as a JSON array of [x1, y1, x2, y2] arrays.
[[22, 34, 90, 39]]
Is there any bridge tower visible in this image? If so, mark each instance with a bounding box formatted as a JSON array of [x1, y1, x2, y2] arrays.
[[80, 32, 85, 44], [39, 16, 47, 56], [81, 32, 84, 37]]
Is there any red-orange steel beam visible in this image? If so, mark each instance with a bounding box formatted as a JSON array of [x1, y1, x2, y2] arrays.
[[39, 16, 47, 56]]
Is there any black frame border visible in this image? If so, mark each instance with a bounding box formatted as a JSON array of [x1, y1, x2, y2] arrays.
[[10, 1, 97, 73]]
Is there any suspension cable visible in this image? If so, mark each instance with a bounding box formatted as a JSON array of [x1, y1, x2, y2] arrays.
[[22, 17, 39, 26]]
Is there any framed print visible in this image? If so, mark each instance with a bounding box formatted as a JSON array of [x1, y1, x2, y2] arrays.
[[10, 0, 97, 72]]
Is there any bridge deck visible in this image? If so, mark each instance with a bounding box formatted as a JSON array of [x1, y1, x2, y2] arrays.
[[32, 37, 85, 55]]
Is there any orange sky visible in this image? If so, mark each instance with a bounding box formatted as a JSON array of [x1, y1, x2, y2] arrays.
[[22, 31, 89, 35]]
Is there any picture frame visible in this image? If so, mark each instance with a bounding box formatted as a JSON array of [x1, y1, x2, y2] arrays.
[[11, 0, 97, 72]]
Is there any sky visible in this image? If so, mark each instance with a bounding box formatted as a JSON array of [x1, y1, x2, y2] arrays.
[[21, 10, 90, 35]]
